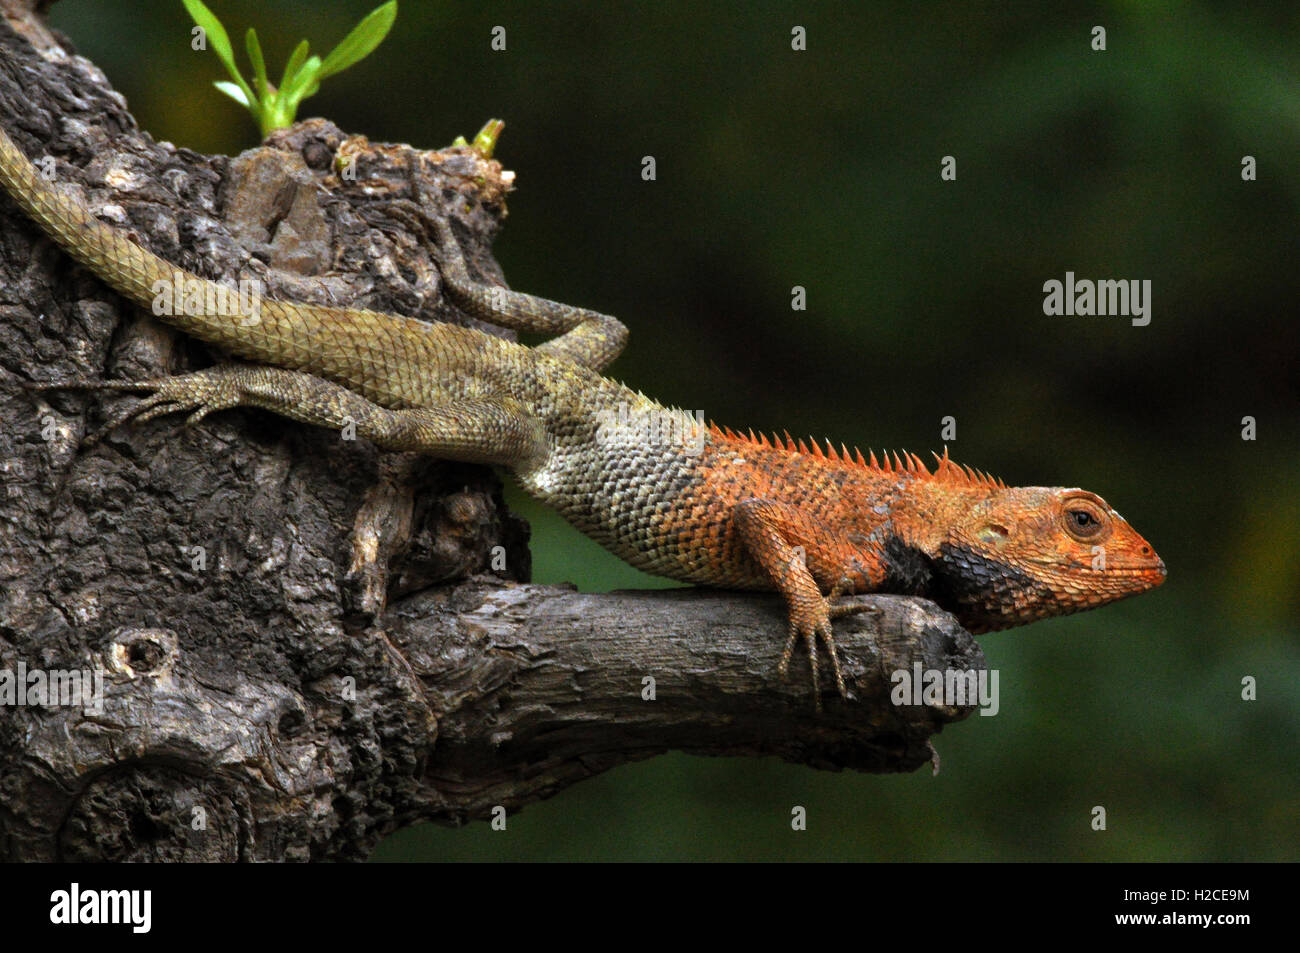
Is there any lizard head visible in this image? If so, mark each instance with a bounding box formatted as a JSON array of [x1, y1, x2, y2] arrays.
[[930, 485, 1166, 633]]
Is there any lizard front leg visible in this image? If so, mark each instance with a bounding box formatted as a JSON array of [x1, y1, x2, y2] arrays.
[[732, 499, 881, 709], [30, 364, 547, 467]]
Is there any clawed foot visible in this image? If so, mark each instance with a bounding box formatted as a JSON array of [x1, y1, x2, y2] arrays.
[[24, 367, 242, 446], [777, 576, 873, 712]]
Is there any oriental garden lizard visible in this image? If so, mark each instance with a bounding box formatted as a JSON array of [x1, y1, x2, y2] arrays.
[[0, 121, 1166, 709]]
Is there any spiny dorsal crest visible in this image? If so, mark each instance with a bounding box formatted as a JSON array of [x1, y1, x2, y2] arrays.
[[708, 423, 1007, 489]]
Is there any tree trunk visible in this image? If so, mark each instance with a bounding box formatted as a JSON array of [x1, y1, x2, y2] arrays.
[[0, 2, 983, 861]]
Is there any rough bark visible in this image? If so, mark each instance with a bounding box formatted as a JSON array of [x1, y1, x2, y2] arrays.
[[0, 3, 985, 861]]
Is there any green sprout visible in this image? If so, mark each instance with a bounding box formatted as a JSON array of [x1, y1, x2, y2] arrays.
[[451, 119, 505, 158], [182, 0, 398, 138]]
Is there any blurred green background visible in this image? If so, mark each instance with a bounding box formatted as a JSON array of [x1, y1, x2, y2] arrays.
[[46, 0, 1298, 860]]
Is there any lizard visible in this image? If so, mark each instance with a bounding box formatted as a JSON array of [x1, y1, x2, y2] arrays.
[[0, 119, 1166, 708]]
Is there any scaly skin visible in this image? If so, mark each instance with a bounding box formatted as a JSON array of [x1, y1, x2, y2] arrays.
[[0, 122, 1166, 707]]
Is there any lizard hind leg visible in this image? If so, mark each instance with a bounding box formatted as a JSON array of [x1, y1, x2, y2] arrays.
[[33, 364, 547, 467], [431, 216, 629, 372]]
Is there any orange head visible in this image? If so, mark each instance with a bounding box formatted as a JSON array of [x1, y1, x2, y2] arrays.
[[928, 485, 1166, 633]]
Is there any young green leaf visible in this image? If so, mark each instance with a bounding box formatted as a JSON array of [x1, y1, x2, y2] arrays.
[[182, 0, 255, 106], [317, 1, 398, 81], [471, 119, 505, 158], [185, 0, 401, 137], [245, 28, 269, 102], [213, 80, 250, 107], [284, 55, 323, 103], [279, 38, 310, 93]]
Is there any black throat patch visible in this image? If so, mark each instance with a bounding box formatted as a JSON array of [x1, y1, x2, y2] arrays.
[[879, 535, 935, 595], [931, 542, 1052, 632]]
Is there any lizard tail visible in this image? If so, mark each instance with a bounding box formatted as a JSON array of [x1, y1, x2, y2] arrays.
[[0, 122, 294, 356], [0, 122, 463, 406], [0, 123, 201, 311]]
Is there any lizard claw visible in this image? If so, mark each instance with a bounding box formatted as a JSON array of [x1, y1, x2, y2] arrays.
[[96, 370, 240, 444], [778, 594, 846, 713], [29, 369, 242, 446], [777, 575, 874, 711], [827, 572, 874, 623]]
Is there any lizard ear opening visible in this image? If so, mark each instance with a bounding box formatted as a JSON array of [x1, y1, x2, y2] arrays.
[[976, 523, 1010, 544]]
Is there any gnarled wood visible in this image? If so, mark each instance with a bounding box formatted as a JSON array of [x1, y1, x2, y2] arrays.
[[0, 2, 984, 862]]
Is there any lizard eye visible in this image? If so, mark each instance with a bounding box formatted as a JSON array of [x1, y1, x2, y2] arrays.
[[1063, 507, 1105, 540]]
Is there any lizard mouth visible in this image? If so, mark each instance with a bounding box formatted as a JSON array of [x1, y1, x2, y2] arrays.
[[1058, 562, 1167, 597], [1050, 557, 1166, 579], [1089, 562, 1165, 576]]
